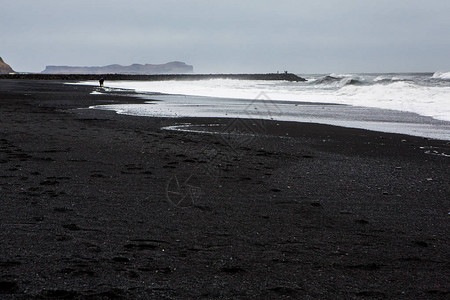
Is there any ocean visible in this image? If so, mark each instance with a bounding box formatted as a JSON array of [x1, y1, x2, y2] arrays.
[[77, 72, 450, 141]]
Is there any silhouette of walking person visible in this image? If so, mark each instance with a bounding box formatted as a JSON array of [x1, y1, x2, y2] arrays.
[[99, 77, 104, 87]]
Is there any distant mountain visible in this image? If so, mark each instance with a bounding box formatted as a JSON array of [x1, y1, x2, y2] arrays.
[[0, 57, 15, 74], [41, 61, 194, 74]]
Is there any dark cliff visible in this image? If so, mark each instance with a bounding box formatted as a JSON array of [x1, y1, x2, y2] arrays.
[[0, 57, 15, 74]]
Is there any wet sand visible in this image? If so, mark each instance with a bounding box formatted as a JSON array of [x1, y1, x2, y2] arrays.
[[0, 80, 449, 298]]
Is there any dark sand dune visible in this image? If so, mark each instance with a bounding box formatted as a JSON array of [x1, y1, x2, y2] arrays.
[[0, 80, 449, 298]]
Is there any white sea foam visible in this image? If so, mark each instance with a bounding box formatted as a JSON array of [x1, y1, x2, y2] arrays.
[[78, 77, 450, 122], [336, 82, 450, 122], [329, 73, 353, 78], [374, 76, 390, 82]]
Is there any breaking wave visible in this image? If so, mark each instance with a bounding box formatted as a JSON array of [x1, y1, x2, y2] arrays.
[[432, 72, 450, 80], [311, 74, 365, 87]]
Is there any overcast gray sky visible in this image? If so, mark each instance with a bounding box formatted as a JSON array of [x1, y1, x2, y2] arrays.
[[2, 0, 449, 73]]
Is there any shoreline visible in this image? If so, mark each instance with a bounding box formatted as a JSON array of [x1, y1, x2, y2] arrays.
[[85, 85, 450, 142], [0, 80, 449, 298]]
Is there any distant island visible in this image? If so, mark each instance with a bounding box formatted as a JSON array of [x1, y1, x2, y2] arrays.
[[0, 57, 15, 74], [41, 61, 194, 75]]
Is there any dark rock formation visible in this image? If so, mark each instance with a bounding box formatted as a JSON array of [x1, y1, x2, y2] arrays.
[[0, 57, 15, 74], [41, 61, 194, 74]]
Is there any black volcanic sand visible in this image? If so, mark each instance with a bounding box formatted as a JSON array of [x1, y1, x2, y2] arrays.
[[0, 80, 449, 298]]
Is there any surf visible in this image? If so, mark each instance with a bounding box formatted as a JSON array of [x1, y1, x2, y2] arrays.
[[76, 72, 450, 122]]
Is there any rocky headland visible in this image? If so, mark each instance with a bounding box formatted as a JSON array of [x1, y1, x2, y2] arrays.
[[0, 57, 15, 74]]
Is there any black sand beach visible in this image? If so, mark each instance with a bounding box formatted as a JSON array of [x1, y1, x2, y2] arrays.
[[0, 80, 449, 298]]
